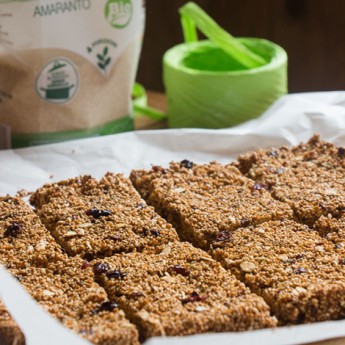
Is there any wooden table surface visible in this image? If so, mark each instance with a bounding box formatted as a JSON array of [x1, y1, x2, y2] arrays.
[[134, 91, 168, 130], [138, 92, 345, 345]]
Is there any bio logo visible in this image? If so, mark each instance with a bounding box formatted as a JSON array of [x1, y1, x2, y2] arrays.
[[105, 0, 132, 29]]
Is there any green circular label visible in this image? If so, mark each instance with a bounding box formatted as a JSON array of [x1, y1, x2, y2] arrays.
[[105, 0, 133, 29], [36, 58, 79, 104]]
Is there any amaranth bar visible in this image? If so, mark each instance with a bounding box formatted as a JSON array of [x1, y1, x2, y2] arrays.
[[130, 161, 292, 249], [92, 241, 276, 340], [0, 196, 139, 345], [30, 173, 179, 258], [235, 135, 345, 226], [212, 220, 345, 324]]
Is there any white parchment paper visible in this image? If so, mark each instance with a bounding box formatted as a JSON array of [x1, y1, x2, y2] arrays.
[[2, 91, 345, 344]]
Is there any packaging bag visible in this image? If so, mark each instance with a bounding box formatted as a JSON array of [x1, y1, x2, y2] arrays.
[[0, 0, 145, 148]]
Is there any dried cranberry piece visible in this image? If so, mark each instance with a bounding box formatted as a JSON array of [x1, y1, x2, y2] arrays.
[[4, 222, 22, 237], [100, 301, 118, 311], [167, 265, 190, 277], [129, 291, 144, 299], [181, 292, 207, 305], [339, 259, 345, 265], [295, 254, 304, 259], [81, 261, 89, 270], [93, 262, 109, 275], [338, 147, 345, 157], [86, 208, 112, 219], [93, 301, 118, 314], [268, 150, 279, 157], [214, 231, 232, 243], [106, 270, 128, 280], [180, 160, 194, 169], [241, 218, 251, 227], [295, 267, 307, 274], [150, 229, 161, 237], [252, 183, 267, 191]]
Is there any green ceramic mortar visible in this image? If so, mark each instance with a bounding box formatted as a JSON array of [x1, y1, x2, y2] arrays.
[[163, 2, 288, 128]]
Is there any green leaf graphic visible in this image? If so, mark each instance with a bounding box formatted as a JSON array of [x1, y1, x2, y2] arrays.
[[97, 54, 104, 61], [104, 57, 111, 67], [103, 47, 109, 56], [98, 62, 105, 70]]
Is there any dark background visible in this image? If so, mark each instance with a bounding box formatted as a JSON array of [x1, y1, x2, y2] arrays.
[[137, 0, 345, 93]]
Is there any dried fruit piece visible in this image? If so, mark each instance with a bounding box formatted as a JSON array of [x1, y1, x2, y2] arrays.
[[4, 222, 22, 237], [86, 208, 112, 219], [93, 262, 110, 275], [99, 301, 118, 311], [181, 291, 207, 305], [150, 229, 160, 237], [167, 265, 190, 277], [106, 270, 128, 280], [92, 301, 119, 314], [129, 291, 144, 299], [214, 231, 232, 243], [81, 261, 89, 270], [241, 218, 251, 227], [180, 160, 194, 169], [338, 147, 345, 157]]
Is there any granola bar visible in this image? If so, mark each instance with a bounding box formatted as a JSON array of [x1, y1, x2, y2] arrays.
[[30, 173, 178, 258], [92, 242, 276, 340], [0, 197, 139, 345], [9, 260, 139, 345], [235, 135, 345, 226], [130, 162, 292, 249], [0, 196, 64, 268], [212, 220, 345, 324]]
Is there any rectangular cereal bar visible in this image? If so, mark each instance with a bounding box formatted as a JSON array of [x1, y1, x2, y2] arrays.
[[130, 161, 292, 249], [0, 196, 64, 269], [235, 135, 345, 226], [212, 220, 345, 324], [30, 173, 179, 258], [0, 197, 139, 345], [92, 242, 276, 340], [9, 259, 139, 345]]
